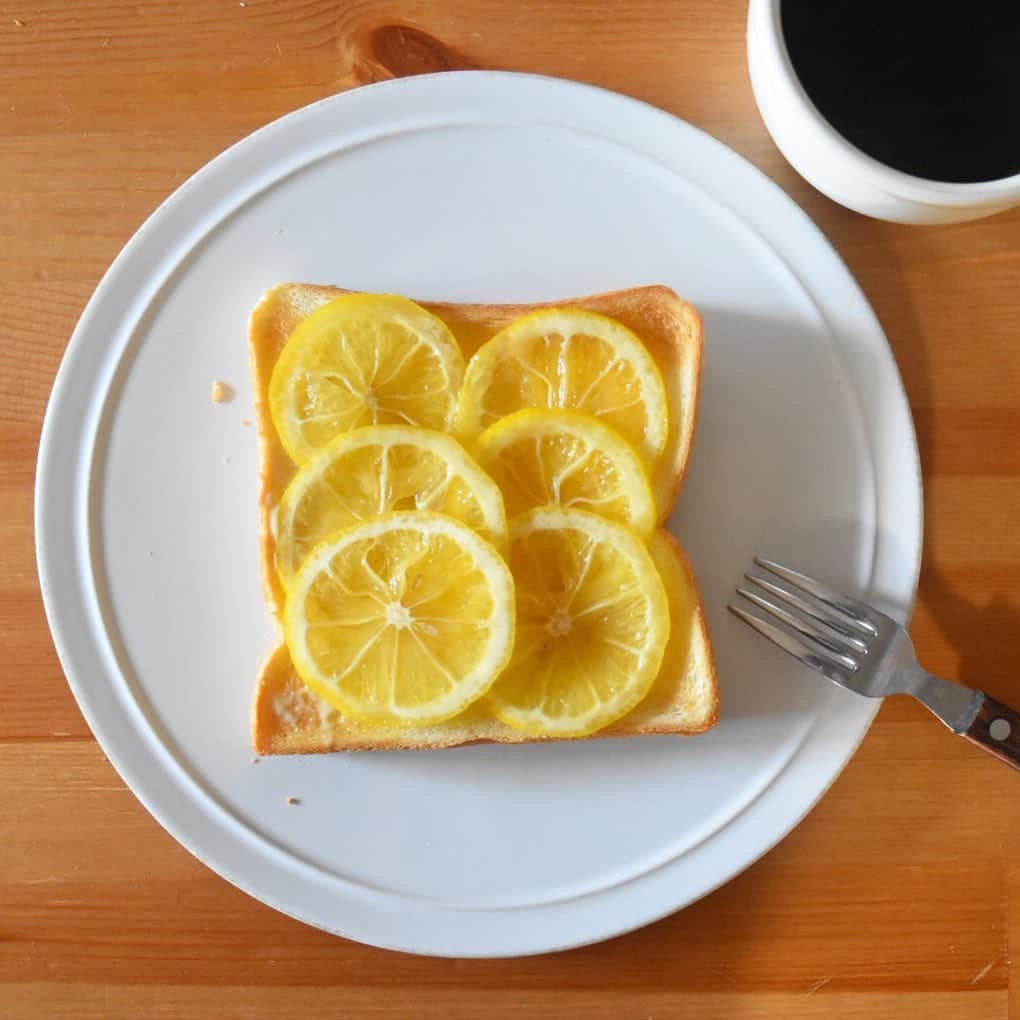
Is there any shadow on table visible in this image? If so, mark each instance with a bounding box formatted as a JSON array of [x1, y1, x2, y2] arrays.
[[920, 566, 1020, 705], [841, 225, 1020, 707]]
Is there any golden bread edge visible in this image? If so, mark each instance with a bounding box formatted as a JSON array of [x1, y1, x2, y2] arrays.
[[249, 284, 715, 753]]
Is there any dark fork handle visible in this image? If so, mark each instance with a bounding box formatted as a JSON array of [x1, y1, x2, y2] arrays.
[[963, 694, 1020, 770]]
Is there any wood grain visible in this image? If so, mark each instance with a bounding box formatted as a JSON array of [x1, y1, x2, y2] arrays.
[[2, 1, 1018, 1017]]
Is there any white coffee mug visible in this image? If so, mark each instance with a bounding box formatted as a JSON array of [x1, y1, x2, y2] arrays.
[[747, 0, 1020, 224]]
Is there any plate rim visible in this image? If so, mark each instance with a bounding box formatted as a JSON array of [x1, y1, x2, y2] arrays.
[[35, 70, 922, 957]]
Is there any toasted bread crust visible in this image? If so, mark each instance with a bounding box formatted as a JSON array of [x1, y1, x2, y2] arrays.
[[249, 284, 715, 753]]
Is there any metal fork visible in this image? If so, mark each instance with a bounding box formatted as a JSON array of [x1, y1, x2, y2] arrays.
[[730, 557, 1020, 771]]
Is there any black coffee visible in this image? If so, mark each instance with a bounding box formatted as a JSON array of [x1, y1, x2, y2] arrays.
[[781, 0, 1019, 183]]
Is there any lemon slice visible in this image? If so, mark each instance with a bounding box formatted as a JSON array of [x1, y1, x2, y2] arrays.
[[456, 308, 669, 469], [284, 512, 515, 726], [274, 425, 507, 585], [473, 408, 655, 536], [488, 507, 669, 737], [269, 294, 464, 465]]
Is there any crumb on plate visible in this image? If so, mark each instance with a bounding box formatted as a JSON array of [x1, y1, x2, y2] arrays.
[[211, 380, 234, 404]]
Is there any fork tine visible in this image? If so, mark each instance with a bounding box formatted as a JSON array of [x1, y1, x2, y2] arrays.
[[744, 573, 871, 650], [728, 602, 857, 682], [754, 557, 880, 634], [736, 587, 860, 668]]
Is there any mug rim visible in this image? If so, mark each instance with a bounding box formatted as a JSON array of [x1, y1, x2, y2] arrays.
[[757, 0, 1020, 203]]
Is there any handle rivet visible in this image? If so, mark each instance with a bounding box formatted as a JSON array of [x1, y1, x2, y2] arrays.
[[989, 718, 1012, 742]]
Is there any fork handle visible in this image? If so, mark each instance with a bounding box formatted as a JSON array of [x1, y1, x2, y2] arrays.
[[962, 693, 1020, 770]]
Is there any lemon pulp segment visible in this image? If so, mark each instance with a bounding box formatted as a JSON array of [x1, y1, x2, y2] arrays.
[[275, 425, 507, 584], [456, 307, 668, 470], [270, 293, 464, 465], [473, 408, 655, 535], [284, 512, 515, 726], [488, 507, 669, 737]]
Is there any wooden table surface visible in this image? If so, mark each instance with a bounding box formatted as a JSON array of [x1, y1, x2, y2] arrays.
[[3, 2, 1019, 1017]]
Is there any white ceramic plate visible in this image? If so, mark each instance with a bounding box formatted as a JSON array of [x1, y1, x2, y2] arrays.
[[36, 72, 921, 957]]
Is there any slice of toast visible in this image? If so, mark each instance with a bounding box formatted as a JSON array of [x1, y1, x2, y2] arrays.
[[249, 284, 716, 752]]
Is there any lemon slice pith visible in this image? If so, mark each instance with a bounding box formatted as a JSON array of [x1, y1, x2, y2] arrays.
[[473, 408, 655, 536], [488, 507, 670, 737], [284, 512, 515, 726], [269, 294, 465, 465], [455, 307, 669, 469], [274, 425, 507, 585]]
